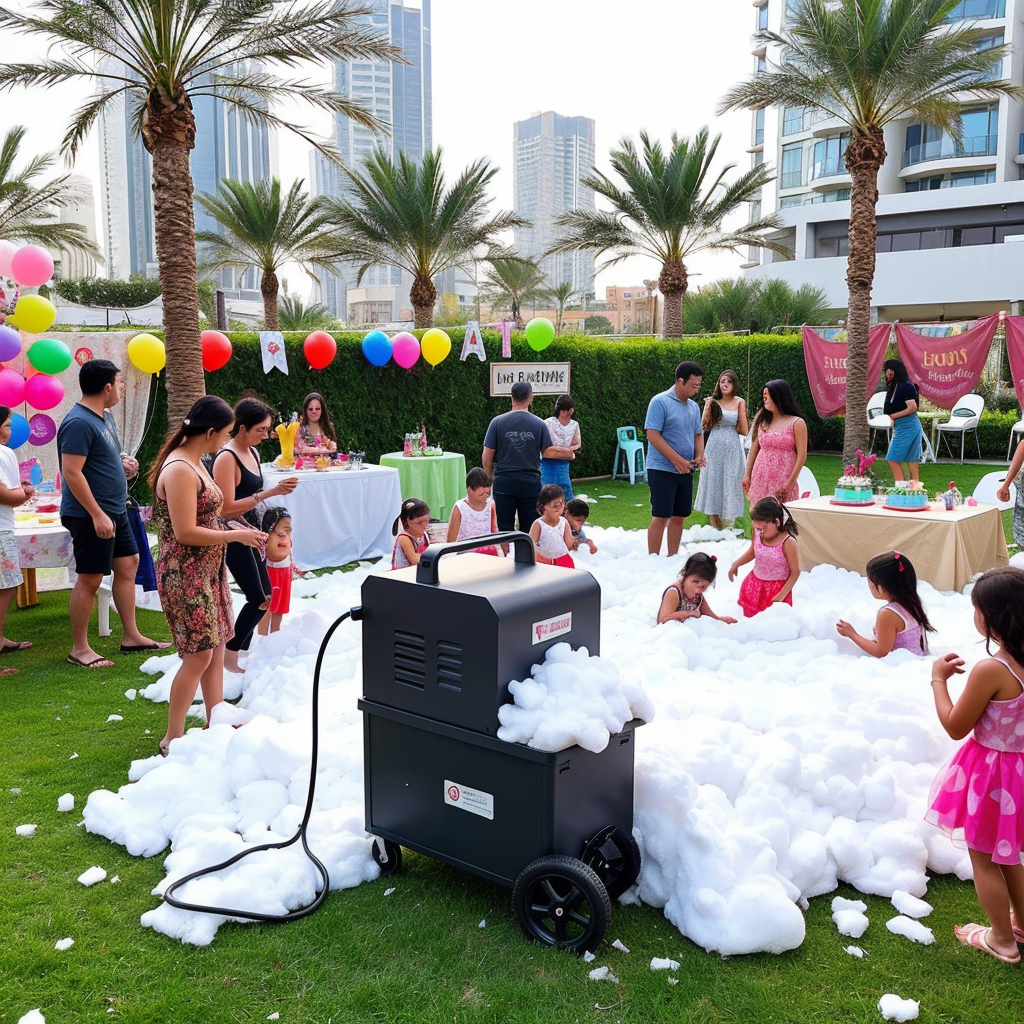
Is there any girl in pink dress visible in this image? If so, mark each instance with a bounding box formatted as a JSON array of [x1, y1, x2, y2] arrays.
[[447, 467, 499, 556], [926, 567, 1024, 965], [728, 497, 800, 616], [836, 550, 935, 656], [743, 379, 808, 505]]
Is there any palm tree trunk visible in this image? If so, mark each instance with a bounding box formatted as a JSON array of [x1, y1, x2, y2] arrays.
[[511, 296, 523, 331], [410, 274, 436, 329], [262, 269, 279, 331], [843, 131, 885, 465], [659, 259, 688, 338], [145, 96, 204, 426]]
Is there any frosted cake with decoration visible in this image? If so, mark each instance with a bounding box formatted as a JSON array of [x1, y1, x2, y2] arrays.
[[833, 475, 875, 505], [884, 483, 929, 510]]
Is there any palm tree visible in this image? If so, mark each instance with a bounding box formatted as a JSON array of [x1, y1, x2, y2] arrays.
[[325, 147, 525, 329], [479, 258, 549, 330], [277, 295, 339, 332], [549, 281, 574, 335], [547, 128, 783, 339], [0, 0, 397, 422], [196, 178, 341, 331], [0, 126, 101, 261], [720, 0, 1019, 462]]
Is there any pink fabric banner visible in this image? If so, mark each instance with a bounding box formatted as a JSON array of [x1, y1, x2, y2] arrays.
[[1003, 316, 1024, 412], [895, 314, 998, 408], [801, 324, 891, 417]]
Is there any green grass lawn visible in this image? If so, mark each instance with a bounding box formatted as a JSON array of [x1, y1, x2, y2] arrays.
[[2, 464, 1020, 1023]]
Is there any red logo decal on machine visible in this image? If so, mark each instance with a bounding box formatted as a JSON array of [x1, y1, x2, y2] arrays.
[[532, 612, 572, 645], [447, 784, 460, 801]]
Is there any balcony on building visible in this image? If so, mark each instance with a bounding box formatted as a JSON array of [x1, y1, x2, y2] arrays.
[[941, 0, 1005, 22], [900, 134, 998, 172]]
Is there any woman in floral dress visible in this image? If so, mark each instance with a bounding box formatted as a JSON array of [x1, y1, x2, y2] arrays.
[[743, 379, 808, 506], [148, 396, 266, 757]]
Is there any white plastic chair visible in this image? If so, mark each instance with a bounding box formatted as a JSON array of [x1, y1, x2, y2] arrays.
[[866, 391, 892, 453], [936, 394, 984, 463], [972, 470, 1017, 511], [1008, 413, 1024, 461], [796, 466, 820, 499]]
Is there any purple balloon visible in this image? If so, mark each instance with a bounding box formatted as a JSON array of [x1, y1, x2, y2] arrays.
[[0, 323, 20, 362], [28, 413, 56, 446]]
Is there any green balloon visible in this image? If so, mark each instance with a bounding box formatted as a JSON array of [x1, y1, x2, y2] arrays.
[[27, 338, 72, 375], [525, 317, 555, 351]]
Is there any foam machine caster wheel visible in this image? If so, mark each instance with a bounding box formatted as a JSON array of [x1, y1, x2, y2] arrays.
[[370, 836, 402, 877], [581, 825, 641, 899], [512, 855, 611, 953]]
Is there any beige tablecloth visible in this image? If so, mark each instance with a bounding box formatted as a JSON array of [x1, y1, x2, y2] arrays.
[[787, 496, 1008, 592]]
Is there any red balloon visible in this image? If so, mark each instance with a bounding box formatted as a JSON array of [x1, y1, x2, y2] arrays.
[[304, 330, 336, 370], [201, 330, 232, 372]]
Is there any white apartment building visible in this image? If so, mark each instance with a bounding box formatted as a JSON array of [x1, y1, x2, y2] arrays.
[[744, 0, 1024, 322]]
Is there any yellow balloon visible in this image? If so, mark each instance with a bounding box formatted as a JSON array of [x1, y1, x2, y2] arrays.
[[420, 328, 452, 366], [127, 333, 166, 374], [12, 294, 56, 335]]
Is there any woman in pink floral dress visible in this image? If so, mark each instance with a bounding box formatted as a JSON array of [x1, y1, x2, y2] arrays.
[[148, 397, 266, 757], [743, 379, 808, 506]]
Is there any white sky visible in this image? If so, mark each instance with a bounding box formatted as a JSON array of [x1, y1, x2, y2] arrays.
[[4, 0, 757, 299]]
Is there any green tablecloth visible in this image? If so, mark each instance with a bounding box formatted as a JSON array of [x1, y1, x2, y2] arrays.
[[379, 451, 467, 521]]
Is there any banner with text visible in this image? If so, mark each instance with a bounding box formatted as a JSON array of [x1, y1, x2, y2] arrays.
[[1002, 316, 1024, 412], [801, 324, 891, 417], [895, 314, 998, 408]]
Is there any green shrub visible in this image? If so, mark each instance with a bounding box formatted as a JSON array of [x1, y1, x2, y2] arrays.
[[55, 274, 162, 307]]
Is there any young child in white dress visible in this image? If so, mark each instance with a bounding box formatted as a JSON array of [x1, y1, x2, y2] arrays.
[[529, 484, 574, 567], [447, 467, 498, 555]]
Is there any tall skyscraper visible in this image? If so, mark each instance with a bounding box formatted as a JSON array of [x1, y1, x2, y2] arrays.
[[312, 0, 432, 321], [513, 111, 596, 299], [99, 61, 271, 292]]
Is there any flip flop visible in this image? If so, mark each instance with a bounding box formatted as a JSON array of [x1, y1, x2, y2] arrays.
[[0, 640, 32, 653], [954, 923, 1021, 964], [66, 655, 116, 669], [0, 666, 18, 675], [1010, 913, 1024, 944], [119, 642, 173, 654]]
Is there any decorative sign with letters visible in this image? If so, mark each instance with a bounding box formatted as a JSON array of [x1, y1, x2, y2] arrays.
[[489, 362, 571, 397]]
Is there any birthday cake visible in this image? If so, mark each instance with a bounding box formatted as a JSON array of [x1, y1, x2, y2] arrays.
[[884, 483, 929, 510], [832, 475, 875, 505]]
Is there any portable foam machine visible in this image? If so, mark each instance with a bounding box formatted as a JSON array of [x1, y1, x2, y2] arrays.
[[358, 532, 642, 952]]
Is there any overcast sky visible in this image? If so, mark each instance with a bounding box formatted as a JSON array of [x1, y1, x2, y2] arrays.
[[7, 0, 757, 298]]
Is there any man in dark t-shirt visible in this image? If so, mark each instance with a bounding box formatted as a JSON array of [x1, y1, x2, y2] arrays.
[[482, 382, 559, 532]]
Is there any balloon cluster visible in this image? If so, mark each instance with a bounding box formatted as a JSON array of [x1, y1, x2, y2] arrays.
[[0, 243, 58, 335], [0, 322, 71, 450], [360, 328, 451, 369]]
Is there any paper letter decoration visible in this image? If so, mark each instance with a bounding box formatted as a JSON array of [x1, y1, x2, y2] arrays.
[[460, 321, 486, 362]]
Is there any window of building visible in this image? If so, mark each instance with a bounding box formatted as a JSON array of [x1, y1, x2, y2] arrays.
[[754, 109, 765, 147], [903, 104, 999, 167], [753, 149, 764, 167], [781, 143, 804, 188], [811, 132, 850, 179], [782, 107, 806, 136], [757, 2, 769, 30], [780, 196, 803, 209], [941, 0, 1005, 22], [815, 235, 848, 258], [756, 55, 767, 75]]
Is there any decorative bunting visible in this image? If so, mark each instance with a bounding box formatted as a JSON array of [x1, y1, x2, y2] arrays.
[[895, 314, 998, 407], [800, 324, 891, 417], [1001, 315, 1024, 412], [259, 331, 288, 375]]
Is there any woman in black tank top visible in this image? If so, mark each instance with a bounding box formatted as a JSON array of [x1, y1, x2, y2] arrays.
[[212, 398, 298, 673]]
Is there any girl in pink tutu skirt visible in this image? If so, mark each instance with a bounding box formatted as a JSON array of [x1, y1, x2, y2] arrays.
[[926, 567, 1024, 964], [728, 496, 799, 617]]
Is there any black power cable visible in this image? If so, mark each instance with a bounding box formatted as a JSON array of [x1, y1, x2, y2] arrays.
[[162, 605, 362, 923]]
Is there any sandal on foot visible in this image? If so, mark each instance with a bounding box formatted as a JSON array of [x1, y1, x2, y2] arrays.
[[0, 640, 32, 653], [1010, 913, 1024, 944], [954, 924, 1021, 964], [66, 654, 115, 669], [158, 740, 170, 758]]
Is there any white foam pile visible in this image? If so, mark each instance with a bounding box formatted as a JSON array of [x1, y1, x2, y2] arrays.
[[878, 994, 920, 1021], [83, 527, 995, 951]]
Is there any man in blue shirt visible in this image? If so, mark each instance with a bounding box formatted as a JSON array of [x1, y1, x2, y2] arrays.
[[644, 361, 705, 555]]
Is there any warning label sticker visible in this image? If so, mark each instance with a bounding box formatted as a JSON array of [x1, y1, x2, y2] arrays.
[[532, 611, 572, 645], [444, 779, 494, 820]]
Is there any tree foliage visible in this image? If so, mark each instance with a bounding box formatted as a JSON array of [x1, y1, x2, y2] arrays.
[[682, 278, 832, 335], [54, 274, 161, 308], [478, 258, 549, 329]]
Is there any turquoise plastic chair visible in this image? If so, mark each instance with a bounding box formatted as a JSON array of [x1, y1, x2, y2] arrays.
[[611, 426, 646, 484]]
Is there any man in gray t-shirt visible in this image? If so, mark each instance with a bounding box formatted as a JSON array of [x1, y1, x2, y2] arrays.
[[482, 381, 558, 533]]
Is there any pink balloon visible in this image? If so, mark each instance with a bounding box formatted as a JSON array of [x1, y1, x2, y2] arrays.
[[28, 413, 56, 446], [10, 245, 54, 288], [0, 367, 24, 406], [391, 331, 421, 370], [24, 371, 64, 411], [0, 241, 16, 279]]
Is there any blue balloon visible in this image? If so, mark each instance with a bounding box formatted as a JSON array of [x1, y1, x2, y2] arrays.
[[8, 412, 29, 449], [361, 329, 393, 367], [0, 324, 20, 362]]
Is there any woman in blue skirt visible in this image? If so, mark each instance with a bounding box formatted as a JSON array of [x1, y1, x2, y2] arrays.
[[883, 358, 924, 484]]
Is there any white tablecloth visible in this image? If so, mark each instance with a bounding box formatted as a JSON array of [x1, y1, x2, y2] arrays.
[[262, 464, 403, 570]]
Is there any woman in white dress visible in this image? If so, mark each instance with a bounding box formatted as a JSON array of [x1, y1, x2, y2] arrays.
[[694, 369, 748, 529], [541, 394, 581, 501]]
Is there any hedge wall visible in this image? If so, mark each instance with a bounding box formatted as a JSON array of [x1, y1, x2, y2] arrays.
[[132, 329, 1019, 500]]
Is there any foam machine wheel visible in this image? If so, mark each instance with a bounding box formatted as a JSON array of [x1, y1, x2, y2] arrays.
[[512, 855, 611, 952], [581, 825, 641, 899], [370, 836, 402, 877]]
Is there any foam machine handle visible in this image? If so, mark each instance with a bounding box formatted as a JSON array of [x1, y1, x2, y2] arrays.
[[415, 531, 534, 585]]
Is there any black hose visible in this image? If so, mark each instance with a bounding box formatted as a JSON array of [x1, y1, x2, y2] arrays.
[[162, 606, 361, 923]]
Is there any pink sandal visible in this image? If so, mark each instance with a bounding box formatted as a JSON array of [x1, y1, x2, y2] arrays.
[[954, 923, 1021, 964]]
